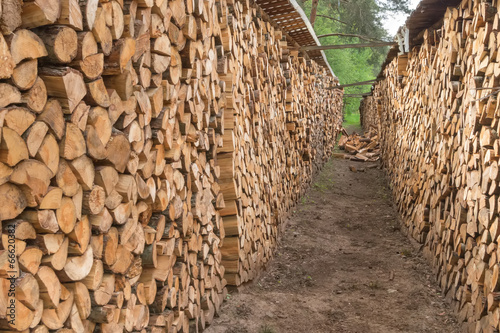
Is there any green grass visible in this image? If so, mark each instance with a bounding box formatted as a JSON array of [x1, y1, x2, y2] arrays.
[[343, 112, 361, 127], [311, 160, 335, 193], [400, 248, 413, 257], [259, 325, 276, 333]]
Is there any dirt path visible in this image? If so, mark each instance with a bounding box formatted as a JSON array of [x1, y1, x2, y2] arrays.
[[205, 127, 461, 333]]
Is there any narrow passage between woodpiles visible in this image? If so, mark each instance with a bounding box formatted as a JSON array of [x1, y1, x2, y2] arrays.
[[206, 130, 459, 333]]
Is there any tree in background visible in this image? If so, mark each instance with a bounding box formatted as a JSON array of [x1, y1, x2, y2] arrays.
[[299, 0, 412, 120], [310, 0, 319, 26]]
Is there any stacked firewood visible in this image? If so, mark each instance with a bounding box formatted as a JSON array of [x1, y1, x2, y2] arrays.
[[361, 1, 500, 331], [217, 3, 343, 285], [337, 129, 380, 162], [0, 0, 342, 332], [359, 98, 379, 131], [0, 0, 229, 331]]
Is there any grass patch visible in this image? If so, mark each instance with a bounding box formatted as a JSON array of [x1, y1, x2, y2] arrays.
[[313, 172, 335, 192], [259, 325, 276, 333], [343, 112, 360, 127], [400, 248, 413, 257]]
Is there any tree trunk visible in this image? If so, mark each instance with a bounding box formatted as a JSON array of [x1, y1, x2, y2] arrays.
[[310, 0, 319, 26]]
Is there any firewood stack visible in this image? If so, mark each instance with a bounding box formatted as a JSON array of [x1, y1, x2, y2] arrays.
[[359, 97, 379, 131], [360, 0, 500, 331], [0, 0, 342, 332], [217, 2, 343, 286]]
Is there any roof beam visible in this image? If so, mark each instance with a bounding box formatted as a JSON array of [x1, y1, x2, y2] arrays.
[[301, 42, 396, 51], [330, 80, 376, 89], [343, 94, 372, 97]]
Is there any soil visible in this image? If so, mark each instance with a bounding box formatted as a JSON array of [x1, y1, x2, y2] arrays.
[[205, 126, 460, 333]]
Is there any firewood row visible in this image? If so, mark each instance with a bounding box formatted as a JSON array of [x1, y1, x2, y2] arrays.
[[0, 0, 342, 332], [359, 98, 379, 131], [361, 0, 500, 331], [336, 128, 380, 162], [216, 2, 343, 286]]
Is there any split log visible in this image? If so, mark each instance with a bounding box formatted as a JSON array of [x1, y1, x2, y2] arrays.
[[4, 29, 48, 64], [21, 0, 61, 29], [39, 67, 86, 113], [37, 26, 78, 63]]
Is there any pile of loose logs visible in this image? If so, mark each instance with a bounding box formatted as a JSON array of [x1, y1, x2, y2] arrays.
[[361, 0, 500, 331], [337, 129, 380, 162], [0, 0, 342, 331]]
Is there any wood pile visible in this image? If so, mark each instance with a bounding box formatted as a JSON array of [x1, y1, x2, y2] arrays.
[[217, 3, 343, 285], [359, 98, 379, 131], [336, 129, 380, 162], [360, 0, 500, 331], [0, 0, 343, 332]]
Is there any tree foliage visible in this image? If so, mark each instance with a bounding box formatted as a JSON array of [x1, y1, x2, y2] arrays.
[[298, 0, 411, 116]]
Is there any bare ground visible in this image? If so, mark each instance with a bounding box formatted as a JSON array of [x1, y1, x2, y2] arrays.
[[205, 128, 460, 333]]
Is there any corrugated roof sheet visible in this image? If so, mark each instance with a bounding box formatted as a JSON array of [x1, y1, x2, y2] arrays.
[[405, 0, 461, 48], [255, 0, 336, 78], [376, 0, 462, 80]]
